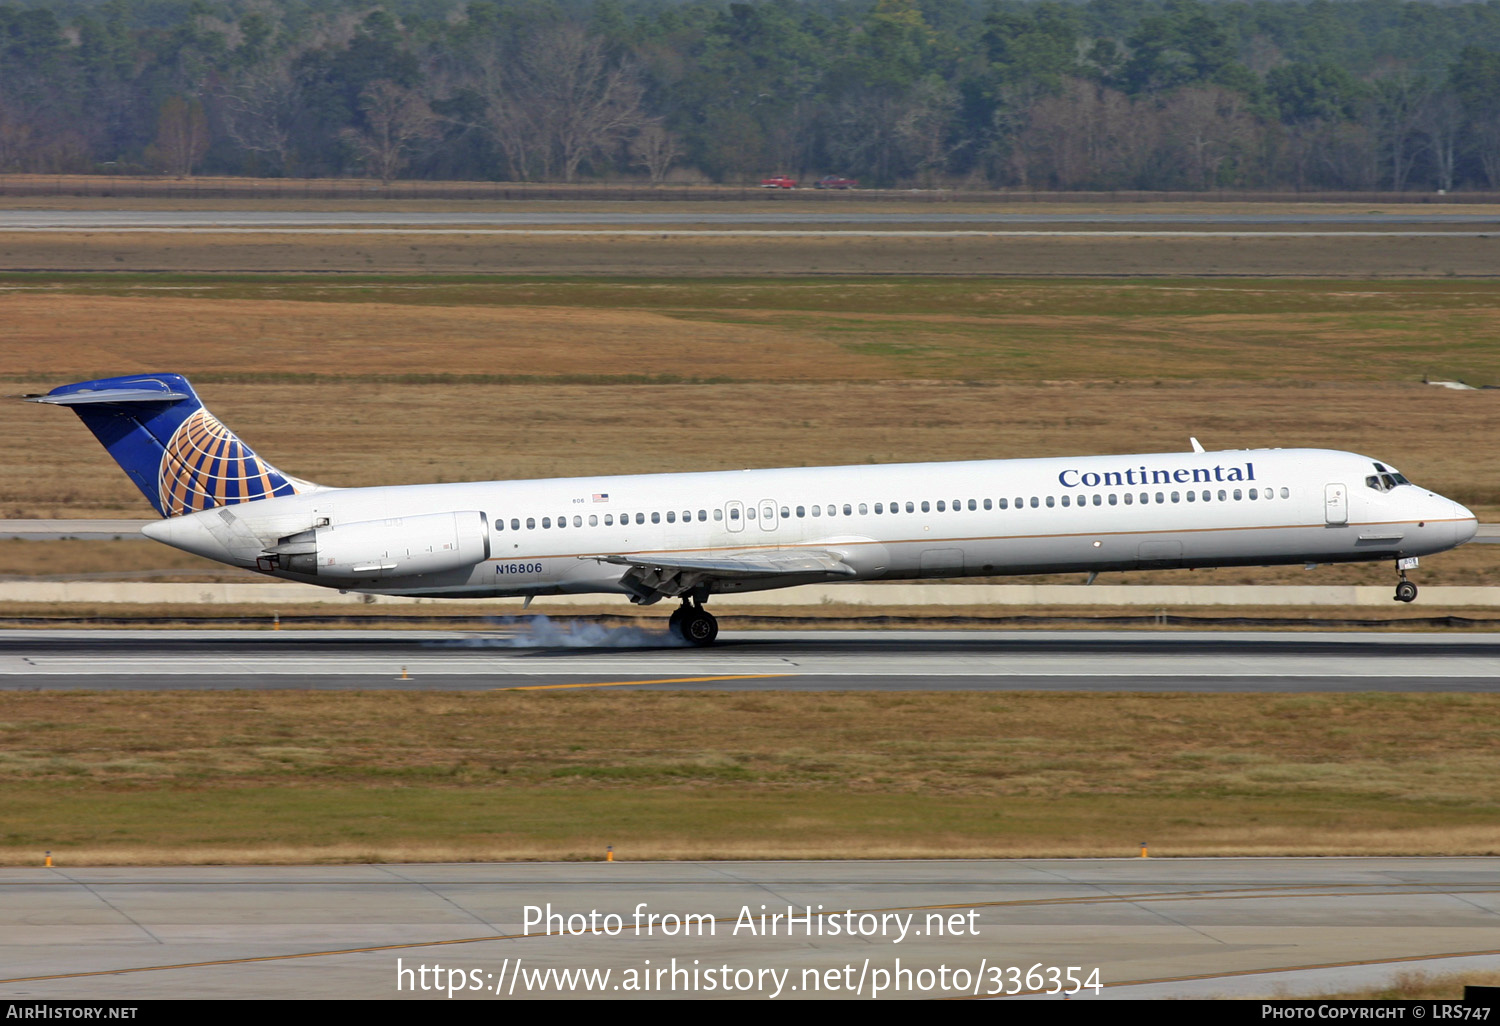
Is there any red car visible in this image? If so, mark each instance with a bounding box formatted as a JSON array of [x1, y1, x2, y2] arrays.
[[760, 175, 797, 189], [814, 175, 857, 190]]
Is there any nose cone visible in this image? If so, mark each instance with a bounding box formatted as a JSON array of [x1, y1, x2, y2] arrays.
[[1452, 501, 1479, 545], [141, 510, 233, 562]]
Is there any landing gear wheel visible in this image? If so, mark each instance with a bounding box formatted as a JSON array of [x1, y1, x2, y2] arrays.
[[668, 607, 688, 637], [1394, 580, 1418, 603], [679, 608, 719, 646]]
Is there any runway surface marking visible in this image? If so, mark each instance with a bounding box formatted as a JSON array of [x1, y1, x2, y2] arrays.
[[1004, 948, 1500, 999], [4, 884, 1494, 987], [1, 227, 1494, 239], [497, 674, 795, 691]]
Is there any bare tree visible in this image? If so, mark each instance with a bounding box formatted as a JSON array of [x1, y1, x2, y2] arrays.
[[520, 24, 647, 182], [1160, 86, 1257, 189], [148, 96, 209, 177], [895, 77, 964, 187], [631, 121, 680, 184], [462, 47, 544, 180], [219, 57, 304, 174], [1416, 88, 1462, 192], [342, 80, 437, 184]]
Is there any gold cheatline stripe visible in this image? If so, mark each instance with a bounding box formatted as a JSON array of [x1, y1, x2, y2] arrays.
[[3, 887, 1494, 985], [498, 674, 793, 691]]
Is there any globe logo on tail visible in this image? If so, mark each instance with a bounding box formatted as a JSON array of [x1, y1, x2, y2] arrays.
[[158, 408, 293, 517]]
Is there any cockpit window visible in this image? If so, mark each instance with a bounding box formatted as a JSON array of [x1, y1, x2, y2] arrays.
[[1368, 463, 1411, 491]]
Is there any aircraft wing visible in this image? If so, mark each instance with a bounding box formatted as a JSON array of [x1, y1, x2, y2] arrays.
[[588, 548, 855, 604], [595, 550, 857, 579]]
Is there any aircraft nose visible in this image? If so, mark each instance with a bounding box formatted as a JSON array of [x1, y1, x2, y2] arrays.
[[1452, 501, 1478, 545]]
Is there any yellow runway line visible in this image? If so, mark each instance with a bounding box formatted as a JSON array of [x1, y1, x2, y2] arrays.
[[497, 674, 794, 691]]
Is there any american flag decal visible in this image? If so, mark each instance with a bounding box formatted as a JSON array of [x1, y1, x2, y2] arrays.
[[593, 493, 609, 503]]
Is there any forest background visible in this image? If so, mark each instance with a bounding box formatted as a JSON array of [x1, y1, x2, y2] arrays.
[[2, 0, 1500, 192]]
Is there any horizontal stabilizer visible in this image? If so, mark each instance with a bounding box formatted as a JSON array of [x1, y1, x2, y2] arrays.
[[26, 385, 191, 406]]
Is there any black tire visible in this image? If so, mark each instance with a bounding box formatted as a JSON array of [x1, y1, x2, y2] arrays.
[[680, 609, 719, 646], [1395, 581, 1418, 603]]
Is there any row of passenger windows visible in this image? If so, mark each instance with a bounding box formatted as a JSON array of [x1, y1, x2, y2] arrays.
[[494, 486, 1291, 531]]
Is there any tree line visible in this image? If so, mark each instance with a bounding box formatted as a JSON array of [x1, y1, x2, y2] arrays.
[[2, 0, 1499, 191]]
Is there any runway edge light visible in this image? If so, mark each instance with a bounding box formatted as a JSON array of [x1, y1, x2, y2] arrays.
[[1140, 841, 1148, 858], [44, 850, 51, 868], [606, 845, 614, 862]]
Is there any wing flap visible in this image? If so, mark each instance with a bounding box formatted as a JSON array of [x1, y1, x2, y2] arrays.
[[595, 549, 857, 579]]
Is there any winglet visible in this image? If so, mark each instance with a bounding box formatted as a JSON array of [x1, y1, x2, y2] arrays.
[[1190, 437, 1205, 453]]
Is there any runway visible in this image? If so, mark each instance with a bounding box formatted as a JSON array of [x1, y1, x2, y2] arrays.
[[3, 629, 1497, 692], [1, 858, 1496, 999]]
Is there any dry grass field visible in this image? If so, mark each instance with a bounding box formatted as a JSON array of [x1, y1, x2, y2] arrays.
[[3, 229, 1497, 276], [3, 690, 1498, 864]]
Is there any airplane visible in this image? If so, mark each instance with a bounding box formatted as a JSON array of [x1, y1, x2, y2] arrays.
[[28, 373, 1479, 645]]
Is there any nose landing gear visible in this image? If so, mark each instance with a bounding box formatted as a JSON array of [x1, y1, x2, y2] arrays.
[[668, 599, 719, 646], [1393, 559, 1419, 603]]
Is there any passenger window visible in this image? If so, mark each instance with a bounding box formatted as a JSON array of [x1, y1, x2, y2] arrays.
[[555, 515, 564, 529], [636, 512, 645, 524], [858, 503, 868, 515], [573, 516, 582, 527], [652, 512, 661, 524], [998, 498, 1008, 510], [1061, 495, 1070, 507], [495, 518, 504, 532], [1045, 496, 1055, 508], [983, 499, 992, 510], [542, 517, 552, 528], [780, 507, 790, 518], [713, 509, 722, 521], [747, 508, 756, 520], [698, 510, 707, 521], [968, 499, 977, 511], [666, 511, 676, 523], [511, 518, 520, 531], [1232, 489, 1242, 501], [797, 506, 806, 517], [1280, 487, 1289, 498], [1202, 490, 1211, 502], [1139, 493, 1148, 504], [604, 514, 613, 526], [1108, 494, 1118, 506], [812, 505, 821, 517], [1217, 490, 1226, 501], [729, 508, 739, 521], [527, 517, 536, 529], [827, 505, 835, 516], [1030, 497, 1039, 508], [587, 515, 596, 526], [1123, 493, 1132, 505], [874, 503, 883, 514], [1170, 492, 1179, 503], [936, 500, 946, 512], [1248, 488, 1258, 500], [1155, 493, 1164, 504], [844, 504, 853, 516], [1186, 491, 1196, 502], [906, 501, 915, 513]]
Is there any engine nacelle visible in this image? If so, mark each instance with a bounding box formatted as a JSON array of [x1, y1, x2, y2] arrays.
[[270, 510, 490, 580]]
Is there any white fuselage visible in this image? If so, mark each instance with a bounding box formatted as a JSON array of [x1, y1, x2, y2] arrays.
[[143, 447, 1477, 600]]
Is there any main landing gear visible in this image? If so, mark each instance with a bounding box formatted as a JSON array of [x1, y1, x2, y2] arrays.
[[1394, 559, 1419, 604], [669, 598, 719, 646]]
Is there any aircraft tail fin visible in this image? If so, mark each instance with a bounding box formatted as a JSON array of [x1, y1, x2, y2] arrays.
[[26, 373, 313, 518]]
